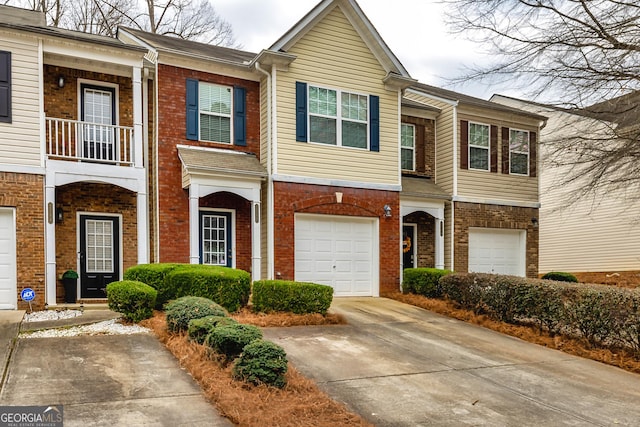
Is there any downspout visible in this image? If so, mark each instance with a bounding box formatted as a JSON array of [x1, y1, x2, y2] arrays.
[[451, 104, 459, 271], [254, 61, 274, 279]]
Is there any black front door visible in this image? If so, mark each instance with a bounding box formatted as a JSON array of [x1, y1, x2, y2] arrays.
[[403, 225, 416, 269], [79, 215, 120, 298]]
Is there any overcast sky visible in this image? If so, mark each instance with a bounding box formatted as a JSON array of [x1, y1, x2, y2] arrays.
[[214, 0, 514, 100]]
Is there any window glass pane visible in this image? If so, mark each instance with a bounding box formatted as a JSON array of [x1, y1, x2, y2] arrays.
[[309, 87, 337, 116], [199, 83, 231, 143], [200, 115, 231, 143], [470, 147, 489, 170], [199, 84, 231, 115], [511, 152, 529, 174], [401, 124, 415, 148], [510, 130, 529, 152], [310, 116, 337, 145], [341, 93, 367, 121], [401, 147, 414, 170], [342, 121, 367, 148]]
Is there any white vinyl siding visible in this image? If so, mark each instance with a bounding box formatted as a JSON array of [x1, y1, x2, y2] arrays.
[[275, 6, 398, 185], [0, 33, 41, 167]]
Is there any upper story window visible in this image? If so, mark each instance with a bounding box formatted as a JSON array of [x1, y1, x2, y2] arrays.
[[469, 123, 490, 171], [186, 78, 247, 147], [308, 85, 368, 149], [199, 82, 232, 144], [509, 129, 529, 175], [296, 81, 380, 152], [0, 51, 11, 123], [401, 123, 415, 170]]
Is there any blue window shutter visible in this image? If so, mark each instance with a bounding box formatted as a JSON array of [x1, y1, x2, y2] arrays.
[[0, 51, 11, 123], [369, 95, 379, 152], [234, 86, 246, 146], [186, 78, 198, 140], [295, 81, 307, 142]]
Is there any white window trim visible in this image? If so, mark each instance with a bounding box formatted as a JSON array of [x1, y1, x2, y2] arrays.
[[77, 79, 119, 126], [509, 128, 530, 176], [199, 82, 233, 144], [307, 83, 370, 150], [401, 123, 416, 171], [468, 121, 490, 172]]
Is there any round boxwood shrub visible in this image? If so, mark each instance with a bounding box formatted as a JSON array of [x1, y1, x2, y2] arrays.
[[205, 323, 263, 360], [165, 296, 228, 333], [233, 340, 288, 388], [541, 272, 578, 283], [106, 280, 157, 323], [187, 315, 238, 344]]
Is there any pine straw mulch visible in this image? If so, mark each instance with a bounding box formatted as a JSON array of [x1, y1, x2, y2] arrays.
[[140, 311, 370, 427], [384, 291, 640, 375]]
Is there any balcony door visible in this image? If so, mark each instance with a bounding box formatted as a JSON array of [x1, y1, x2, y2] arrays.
[[79, 215, 120, 298], [81, 84, 116, 162]]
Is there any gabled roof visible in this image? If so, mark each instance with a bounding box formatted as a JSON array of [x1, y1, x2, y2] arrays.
[[269, 0, 411, 78], [119, 27, 256, 65], [0, 5, 145, 53], [411, 82, 547, 122]]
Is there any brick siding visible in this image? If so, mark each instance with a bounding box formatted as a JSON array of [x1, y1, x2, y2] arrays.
[[454, 202, 539, 277], [0, 173, 45, 310], [273, 181, 400, 294]]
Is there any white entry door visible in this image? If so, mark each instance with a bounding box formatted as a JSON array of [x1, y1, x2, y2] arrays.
[[0, 208, 17, 309], [468, 228, 526, 277], [295, 214, 378, 296]]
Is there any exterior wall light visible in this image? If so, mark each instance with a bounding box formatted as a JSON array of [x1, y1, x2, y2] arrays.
[[57, 75, 65, 88], [383, 204, 392, 218], [531, 217, 539, 228]]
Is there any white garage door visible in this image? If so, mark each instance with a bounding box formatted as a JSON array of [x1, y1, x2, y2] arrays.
[[468, 228, 526, 277], [0, 209, 17, 309], [295, 214, 378, 296]]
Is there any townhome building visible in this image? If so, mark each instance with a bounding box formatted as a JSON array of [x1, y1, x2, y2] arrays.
[[1, 0, 544, 310], [0, 5, 149, 309]]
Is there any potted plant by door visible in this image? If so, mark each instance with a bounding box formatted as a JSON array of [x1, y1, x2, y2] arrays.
[[62, 270, 78, 303]]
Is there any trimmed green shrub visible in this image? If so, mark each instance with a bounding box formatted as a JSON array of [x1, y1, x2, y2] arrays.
[[252, 280, 333, 314], [187, 315, 237, 345], [124, 264, 181, 308], [165, 265, 251, 312], [439, 273, 487, 313], [206, 323, 263, 360], [541, 272, 578, 283], [402, 268, 452, 297], [106, 280, 157, 323], [564, 285, 623, 346], [165, 296, 228, 333], [232, 340, 288, 388]]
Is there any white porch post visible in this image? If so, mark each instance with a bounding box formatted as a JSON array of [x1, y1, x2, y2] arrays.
[[189, 183, 200, 264], [45, 174, 57, 306], [435, 218, 445, 270], [251, 201, 261, 281], [136, 189, 149, 265], [132, 66, 143, 168]]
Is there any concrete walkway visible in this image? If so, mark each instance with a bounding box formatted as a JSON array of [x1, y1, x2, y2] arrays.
[[0, 309, 231, 427], [263, 297, 640, 426]]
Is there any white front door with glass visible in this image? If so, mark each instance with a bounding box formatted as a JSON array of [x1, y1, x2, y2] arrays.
[[200, 211, 232, 267]]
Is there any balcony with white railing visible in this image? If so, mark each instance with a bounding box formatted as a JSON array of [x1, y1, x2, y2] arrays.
[[46, 117, 135, 166]]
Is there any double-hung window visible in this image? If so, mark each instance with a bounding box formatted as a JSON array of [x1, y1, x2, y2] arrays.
[[199, 83, 232, 144], [469, 123, 490, 171], [401, 123, 415, 171], [509, 129, 529, 175], [308, 85, 368, 149]]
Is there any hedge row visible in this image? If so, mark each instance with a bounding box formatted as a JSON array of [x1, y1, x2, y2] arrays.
[[438, 273, 640, 354], [124, 264, 251, 312], [402, 268, 452, 297], [252, 280, 333, 314], [106, 280, 157, 322], [169, 296, 288, 388]]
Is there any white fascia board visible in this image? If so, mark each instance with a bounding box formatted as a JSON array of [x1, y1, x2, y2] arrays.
[[406, 88, 459, 107], [43, 40, 143, 68], [160, 51, 259, 82]]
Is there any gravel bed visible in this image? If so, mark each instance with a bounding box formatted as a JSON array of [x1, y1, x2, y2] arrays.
[[24, 309, 83, 323], [21, 319, 150, 338]]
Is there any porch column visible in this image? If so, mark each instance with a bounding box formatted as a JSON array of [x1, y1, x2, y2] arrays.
[[132, 66, 143, 168], [136, 189, 149, 264], [435, 218, 445, 270], [251, 201, 261, 281], [45, 174, 57, 306], [189, 183, 200, 264]]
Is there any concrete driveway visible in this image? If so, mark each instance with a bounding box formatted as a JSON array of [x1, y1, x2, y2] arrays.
[[263, 297, 640, 426]]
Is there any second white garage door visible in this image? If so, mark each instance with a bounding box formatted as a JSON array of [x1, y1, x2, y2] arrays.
[[0, 208, 17, 309], [295, 214, 378, 296], [468, 228, 526, 277]]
